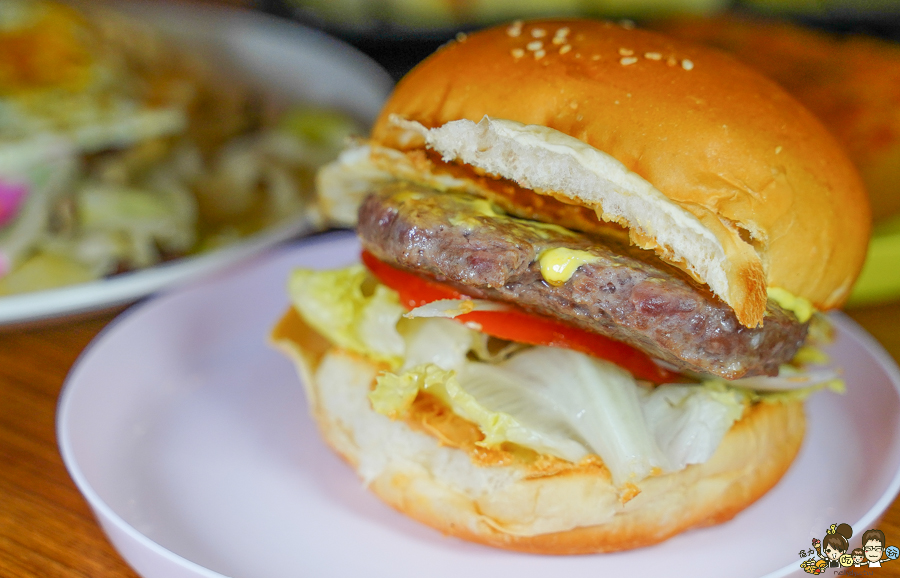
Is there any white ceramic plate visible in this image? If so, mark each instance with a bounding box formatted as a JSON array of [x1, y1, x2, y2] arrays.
[[0, 1, 393, 327], [58, 232, 900, 578]]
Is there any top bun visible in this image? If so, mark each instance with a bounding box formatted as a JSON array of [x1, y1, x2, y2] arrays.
[[652, 15, 900, 224], [370, 19, 870, 327]]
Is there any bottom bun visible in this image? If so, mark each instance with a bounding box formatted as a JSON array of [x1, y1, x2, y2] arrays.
[[271, 309, 806, 554]]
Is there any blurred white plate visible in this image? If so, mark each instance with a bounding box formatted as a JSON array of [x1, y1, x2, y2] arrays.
[[58, 232, 900, 578], [0, 1, 393, 327]]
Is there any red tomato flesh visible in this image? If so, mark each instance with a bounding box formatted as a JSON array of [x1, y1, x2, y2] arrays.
[[361, 251, 679, 383]]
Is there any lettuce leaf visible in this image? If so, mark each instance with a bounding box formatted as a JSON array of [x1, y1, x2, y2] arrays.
[[370, 361, 591, 462], [288, 265, 406, 367], [496, 347, 668, 484], [399, 317, 475, 371], [369, 346, 747, 485], [640, 384, 745, 471]]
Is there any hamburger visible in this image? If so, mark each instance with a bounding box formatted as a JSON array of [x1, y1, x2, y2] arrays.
[[271, 19, 870, 553]]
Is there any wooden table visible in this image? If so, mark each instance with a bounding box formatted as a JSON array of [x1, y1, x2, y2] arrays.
[[0, 309, 138, 577], [1, 302, 899, 577]]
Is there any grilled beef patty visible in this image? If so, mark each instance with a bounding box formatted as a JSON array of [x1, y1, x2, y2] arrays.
[[357, 183, 808, 380]]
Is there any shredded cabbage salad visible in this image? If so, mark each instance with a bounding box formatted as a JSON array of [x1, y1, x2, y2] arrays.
[[289, 265, 842, 486], [0, 0, 362, 295]]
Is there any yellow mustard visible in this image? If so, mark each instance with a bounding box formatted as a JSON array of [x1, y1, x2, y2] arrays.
[[538, 247, 600, 286], [448, 197, 505, 228], [767, 287, 815, 323], [392, 189, 425, 203]]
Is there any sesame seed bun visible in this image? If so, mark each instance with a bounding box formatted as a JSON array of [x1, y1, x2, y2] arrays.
[[271, 308, 806, 554], [366, 19, 870, 327]]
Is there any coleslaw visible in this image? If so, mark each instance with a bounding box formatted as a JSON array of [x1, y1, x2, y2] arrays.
[[0, 1, 362, 296]]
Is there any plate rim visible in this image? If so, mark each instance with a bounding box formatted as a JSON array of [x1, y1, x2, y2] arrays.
[[765, 310, 900, 578]]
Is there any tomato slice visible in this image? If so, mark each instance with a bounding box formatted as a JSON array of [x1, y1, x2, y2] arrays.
[[361, 251, 679, 382]]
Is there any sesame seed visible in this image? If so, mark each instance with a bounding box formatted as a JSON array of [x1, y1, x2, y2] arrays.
[[456, 32, 467, 42], [576, 114, 584, 121], [511, 48, 525, 58], [681, 59, 694, 70], [531, 28, 547, 38], [527, 40, 543, 51], [591, 54, 600, 61], [570, 101, 578, 109], [534, 49, 546, 60], [667, 56, 677, 66], [775, 146, 783, 154], [559, 44, 572, 54], [552, 36, 565, 45], [619, 48, 634, 56], [620, 56, 638, 66], [556, 27, 570, 36], [507, 20, 523, 37], [644, 52, 662, 60]]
